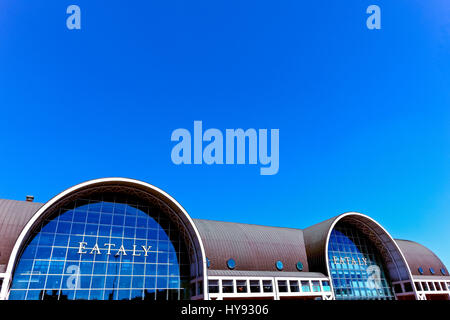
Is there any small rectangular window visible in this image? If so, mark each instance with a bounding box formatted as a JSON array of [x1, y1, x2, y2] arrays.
[[208, 280, 219, 294], [322, 281, 331, 292], [422, 282, 429, 291], [435, 282, 442, 291], [222, 280, 234, 293], [428, 282, 435, 291], [262, 280, 273, 293], [301, 281, 311, 292], [236, 280, 247, 293], [394, 283, 403, 294], [312, 281, 321, 292], [190, 282, 196, 296], [414, 282, 422, 291], [289, 280, 299, 292], [250, 280, 261, 293], [403, 282, 413, 293], [277, 280, 288, 293], [197, 281, 203, 295]]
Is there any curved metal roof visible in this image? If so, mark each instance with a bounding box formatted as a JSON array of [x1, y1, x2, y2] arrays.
[[207, 270, 327, 279], [0, 199, 43, 272], [395, 239, 449, 277], [193, 219, 309, 273], [0, 198, 448, 281], [302, 216, 336, 276], [303, 213, 413, 281], [2, 178, 208, 282]]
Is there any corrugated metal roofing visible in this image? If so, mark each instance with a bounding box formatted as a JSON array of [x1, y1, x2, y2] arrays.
[[395, 239, 449, 277], [207, 270, 327, 279], [193, 219, 310, 273], [0, 198, 447, 280], [0, 199, 43, 272]]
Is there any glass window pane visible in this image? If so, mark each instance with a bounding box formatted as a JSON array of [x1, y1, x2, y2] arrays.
[[250, 280, 261, 293], [327, 224, 395, 300], [9, 198, 191, 301]]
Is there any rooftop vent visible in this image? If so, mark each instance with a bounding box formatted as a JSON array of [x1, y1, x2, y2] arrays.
[[26, 195, 34, 202]]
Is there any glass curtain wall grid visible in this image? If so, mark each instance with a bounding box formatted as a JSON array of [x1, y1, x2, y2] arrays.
[[328, 223, 395, 300], [9, 195, 191, 300]]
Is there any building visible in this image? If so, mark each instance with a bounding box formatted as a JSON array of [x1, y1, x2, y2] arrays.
[[0, 178, 448, 301]]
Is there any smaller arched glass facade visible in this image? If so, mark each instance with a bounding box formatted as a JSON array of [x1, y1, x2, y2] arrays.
[[328, 223, 394, 300], [8, 194, 191, 300]]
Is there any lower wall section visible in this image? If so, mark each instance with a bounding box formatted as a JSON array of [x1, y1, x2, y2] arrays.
[[206, 275, 333, 300]]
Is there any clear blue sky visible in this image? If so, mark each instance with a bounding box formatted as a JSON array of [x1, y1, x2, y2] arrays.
[[0, 1, 449, 267]]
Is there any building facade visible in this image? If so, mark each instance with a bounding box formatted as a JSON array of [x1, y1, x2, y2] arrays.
[[0, 178, 448, 300]]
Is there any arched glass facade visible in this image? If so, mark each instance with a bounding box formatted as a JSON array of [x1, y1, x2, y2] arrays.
[[328, 223, 394, 300], [8, 193, 191, 300]]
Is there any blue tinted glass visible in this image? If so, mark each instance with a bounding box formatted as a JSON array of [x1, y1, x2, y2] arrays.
[[36, 247, 51, 259], [100, 214, 112, 225], [49, 261, 65, 274], [130, 289, 143, 300], [169, 264, 180, 276], [328, 224, 394, 300], [112, 215, 125, 226], [125, 216, 136, 227], [124, 227, 134, 239], [118, 290, 130, 300], [9, 290, 26, 300], [52, 247, 67, 260], [119, 276, 131, 288], [39, 234, 54, 246], [145, 276, 156, 288], [98, 225, 111, 236], [87, 212, 100, 224], [157, 277, 168, 288], [111, 226, 123, 237], [146, 264, 157, 275], [85, 224, 98, 236], [133, 264, 145, 275], [132, 277, 144, 288], [135, 229, 146, 239], [101, 203, 114, 213], [73, 210, 87, 223], [71, 223, 85, 235], [89, 290, 103, 300], [114, 204, 126, 215], [88, 202, 102, 212], [9, 198, 190, 300], [21, 246, 37, 259], [26, 290, 41, 300], [42, 220, 57, 233], [75, 290, 89, 300], [296, 262, 304, 271]]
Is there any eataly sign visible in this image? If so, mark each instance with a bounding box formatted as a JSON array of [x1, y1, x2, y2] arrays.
[[77, 242, 153, 256]]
